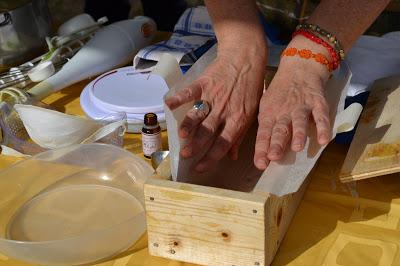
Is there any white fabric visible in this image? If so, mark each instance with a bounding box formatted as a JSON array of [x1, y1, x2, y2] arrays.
[[133, 5, 286, 69], [346, 32, 400, 96]]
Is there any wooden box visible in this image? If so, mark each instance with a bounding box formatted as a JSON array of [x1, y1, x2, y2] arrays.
[[142, 66, 352, 265], [144, 176, 309, 266], [143, 122, 310, 266], [142, 55, 351, 265]]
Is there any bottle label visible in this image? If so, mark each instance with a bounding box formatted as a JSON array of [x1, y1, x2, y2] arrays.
[[142, 132, 162, 156]]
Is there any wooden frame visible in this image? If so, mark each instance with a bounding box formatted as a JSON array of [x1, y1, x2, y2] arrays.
[[340, 75, 400, 182], [144, 175, 309, 266]]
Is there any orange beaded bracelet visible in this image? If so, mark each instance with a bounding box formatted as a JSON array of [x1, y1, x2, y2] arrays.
[[292, 30, 340, 71], [281, 47, 333, 72]]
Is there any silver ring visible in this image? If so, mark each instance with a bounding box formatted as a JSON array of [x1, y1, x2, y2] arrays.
[[193, 100, 210, 115]]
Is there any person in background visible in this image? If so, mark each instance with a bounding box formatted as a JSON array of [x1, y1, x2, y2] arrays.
[[165, 0, 390, 172], [84, 0, 187, 31]]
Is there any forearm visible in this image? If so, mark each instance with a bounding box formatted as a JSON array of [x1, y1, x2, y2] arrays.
[[307, 0, 390, 52], [204, 0, 267, 56]]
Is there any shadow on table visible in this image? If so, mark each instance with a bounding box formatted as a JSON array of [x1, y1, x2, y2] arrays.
[[272, 143, 399, 265], [273, 76, 400, 265], [43, 79, 91, 113]]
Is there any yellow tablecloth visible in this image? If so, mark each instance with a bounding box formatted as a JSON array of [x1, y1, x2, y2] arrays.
[[0, 81, 399, 266]]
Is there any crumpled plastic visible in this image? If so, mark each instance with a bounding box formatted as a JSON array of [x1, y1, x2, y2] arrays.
[[14, 104, 125, 150]]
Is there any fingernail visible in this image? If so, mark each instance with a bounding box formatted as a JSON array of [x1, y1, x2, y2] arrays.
[[180, 146, 192, 158], [165, 98, 176, 109], [180, 127, 189, 138], [164, 98, 172, 106], [292, 143, 303, 151], [319, 134, 329, 144], [269, 149, 280, 156], [195, 163, 206, 173], [268, 150, 281, 160], [256, 159, 267, 169]]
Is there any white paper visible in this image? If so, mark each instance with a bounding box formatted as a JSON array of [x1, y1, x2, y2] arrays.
[[151, 54, 183, 87], [165, 51, 363, 196], [164, 45, 218, 181]]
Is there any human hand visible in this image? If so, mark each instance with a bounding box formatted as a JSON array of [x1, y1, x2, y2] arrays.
[[254, 36, 332, 170], [165, 46, 267, 172]]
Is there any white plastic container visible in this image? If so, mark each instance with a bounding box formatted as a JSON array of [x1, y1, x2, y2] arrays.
[[28, 16, 157, 100], [57, 13, 97, 36]]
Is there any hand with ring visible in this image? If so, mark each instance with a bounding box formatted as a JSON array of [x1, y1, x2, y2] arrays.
[[165, 47, 267, 172]]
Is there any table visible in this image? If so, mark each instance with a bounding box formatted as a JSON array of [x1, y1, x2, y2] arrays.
[[0, 80, 399, 266]]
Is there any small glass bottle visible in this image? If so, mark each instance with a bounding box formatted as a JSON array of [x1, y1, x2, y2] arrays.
[[142, 113, 162, 158]]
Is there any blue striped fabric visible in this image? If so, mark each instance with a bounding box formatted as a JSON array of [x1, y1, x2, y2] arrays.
[[134, 6, 216, 68]]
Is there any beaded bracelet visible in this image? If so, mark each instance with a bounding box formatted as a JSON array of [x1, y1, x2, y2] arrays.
[[281, 47, 333, 72], [292, 29, 340, 70], [296, 23, 345, 60]]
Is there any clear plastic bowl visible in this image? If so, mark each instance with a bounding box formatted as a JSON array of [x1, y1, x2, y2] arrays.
[[0, 143, 154, 265]]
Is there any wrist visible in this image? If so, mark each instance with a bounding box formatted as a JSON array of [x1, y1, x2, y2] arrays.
[[279, 35, 332, 82], [287, 35, 331, 58], [217, 37, 268, 65]]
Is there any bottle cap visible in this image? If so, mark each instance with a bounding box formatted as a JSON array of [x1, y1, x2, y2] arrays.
[[144, 113, 158, 126]]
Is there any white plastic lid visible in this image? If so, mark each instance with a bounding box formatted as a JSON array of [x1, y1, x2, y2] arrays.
[[89, 67, 169, 114], [81, 80, 165, 122], [80, 67, 167, 133]]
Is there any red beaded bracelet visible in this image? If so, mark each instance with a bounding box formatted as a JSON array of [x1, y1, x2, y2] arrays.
[[296, 23, 345, 60], [293, 29, 340, 71]]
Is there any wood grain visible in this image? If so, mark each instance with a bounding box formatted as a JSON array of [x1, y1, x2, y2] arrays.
[[145, 179, 267, 266], [340, 75, 400, 182], [261, 174, 311, 263], [144, 176, 309, 266]]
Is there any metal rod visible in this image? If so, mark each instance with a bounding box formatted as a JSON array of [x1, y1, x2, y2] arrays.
[[0, 77, 29, 90], [0, 59, 68, 90], [0, 60, 67, 80]]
